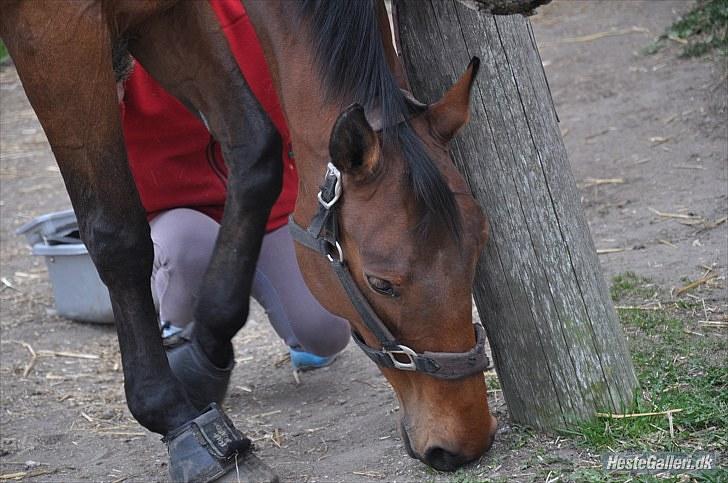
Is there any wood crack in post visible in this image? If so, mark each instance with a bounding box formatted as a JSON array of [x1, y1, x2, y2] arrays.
[[493, 15, 635, 412], [491, 14, 614, 415]]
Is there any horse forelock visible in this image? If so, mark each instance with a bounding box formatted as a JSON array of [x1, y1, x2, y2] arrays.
[[297, 0, 461, 241]]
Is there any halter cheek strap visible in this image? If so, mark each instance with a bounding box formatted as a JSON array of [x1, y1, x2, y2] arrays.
[[289, 162, 491, 380]]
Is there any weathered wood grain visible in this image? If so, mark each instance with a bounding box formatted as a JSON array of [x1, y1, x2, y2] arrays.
[[394, 0, 637, 430]]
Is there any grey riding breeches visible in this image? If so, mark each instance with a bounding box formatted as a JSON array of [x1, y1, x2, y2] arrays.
[[149, 208, 350, 357]]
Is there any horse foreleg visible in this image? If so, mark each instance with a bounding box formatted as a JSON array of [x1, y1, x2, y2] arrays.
[[192, 137, 283, 367], [0, 3, 199, 434], [129, 1, 282, 370]]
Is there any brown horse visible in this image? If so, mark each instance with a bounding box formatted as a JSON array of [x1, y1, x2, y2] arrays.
[[1, 0, 495, 480]]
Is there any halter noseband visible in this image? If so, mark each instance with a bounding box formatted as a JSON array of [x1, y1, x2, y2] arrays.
[[288, 162, 491, 380]]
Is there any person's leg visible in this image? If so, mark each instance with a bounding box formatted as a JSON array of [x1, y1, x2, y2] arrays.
[[150, 208, 219, 335], [150, 209, 349, 357], [252, 225, 351, 357]]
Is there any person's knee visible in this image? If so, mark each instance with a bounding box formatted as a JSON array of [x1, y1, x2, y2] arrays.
[[294, 312, 350, 357], [162, 236, 214, 277], [152, 209, 218, 277]]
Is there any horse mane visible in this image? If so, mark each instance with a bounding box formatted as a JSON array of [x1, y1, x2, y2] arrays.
[[111, 37, 133, 83], [298, 0, 461, 240]]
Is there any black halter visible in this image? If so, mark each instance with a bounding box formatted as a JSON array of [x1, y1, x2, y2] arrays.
[[289, 162, 490, 380]]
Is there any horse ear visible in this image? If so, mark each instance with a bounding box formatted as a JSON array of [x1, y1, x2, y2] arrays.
[[329, 104, 380, 181], [428, 57, 480, 142]]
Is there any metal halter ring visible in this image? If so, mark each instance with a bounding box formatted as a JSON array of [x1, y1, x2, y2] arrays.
[[317, 162, 342, 209], [384, 345, 417, 371], [325, 240, 344, 263]]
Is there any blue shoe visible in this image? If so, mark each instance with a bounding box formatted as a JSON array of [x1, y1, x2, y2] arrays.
[[289, 346, 337, 372], [161, 321, 183, 340]]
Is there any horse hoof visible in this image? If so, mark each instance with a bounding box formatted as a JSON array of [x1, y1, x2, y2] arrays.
[[165, 403, 278, 483], [166, 324, 234, 411]]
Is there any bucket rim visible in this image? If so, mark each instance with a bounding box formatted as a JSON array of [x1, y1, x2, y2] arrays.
[[15, 209, 76, 237], [32, 243, 88, 257]]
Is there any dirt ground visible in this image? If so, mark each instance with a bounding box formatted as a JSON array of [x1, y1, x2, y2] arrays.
[[0, 1, 725, 482]]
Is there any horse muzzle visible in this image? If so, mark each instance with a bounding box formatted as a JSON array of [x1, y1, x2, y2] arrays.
[[398, 415, 495, 472]]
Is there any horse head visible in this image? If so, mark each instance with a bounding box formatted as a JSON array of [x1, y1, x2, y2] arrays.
[[295, 58, 497, 471]]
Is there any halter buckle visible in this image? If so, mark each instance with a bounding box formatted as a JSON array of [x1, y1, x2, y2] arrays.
[[317, 162, 342, 209], [384, 345, 417, 371], [325, 240, 344, 263]]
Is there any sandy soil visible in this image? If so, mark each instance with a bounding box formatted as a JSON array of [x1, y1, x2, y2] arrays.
[[1, 1, 725, 482]]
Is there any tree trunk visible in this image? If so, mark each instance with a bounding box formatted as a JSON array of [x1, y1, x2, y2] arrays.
[[394, 0, 638, 430]]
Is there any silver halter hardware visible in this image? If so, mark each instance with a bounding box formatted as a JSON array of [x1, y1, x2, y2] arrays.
[[384, 345, 418, 371], [317, 162, 342, 209]]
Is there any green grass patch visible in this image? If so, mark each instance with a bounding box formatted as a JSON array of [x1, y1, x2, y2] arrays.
[[566, 308, 727, 479], [449, 469, 487, 483], [0, 39, 8, 64], [610, 272, 656, 302], [485, 372, 501, 391], [571, 472, 725, 483], [644, 0, 728, 57]]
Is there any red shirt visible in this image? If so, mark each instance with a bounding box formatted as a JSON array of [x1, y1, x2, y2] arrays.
[[122, 0, 297, 232]]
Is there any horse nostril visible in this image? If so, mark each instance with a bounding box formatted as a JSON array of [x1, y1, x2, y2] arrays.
[[422, 446, 468, 472]]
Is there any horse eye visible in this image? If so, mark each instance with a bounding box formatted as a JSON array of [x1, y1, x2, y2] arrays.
[[366, 275, 397, 297]]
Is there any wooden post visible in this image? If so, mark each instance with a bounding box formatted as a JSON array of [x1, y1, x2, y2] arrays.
[[394, 0, 638, 430]]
